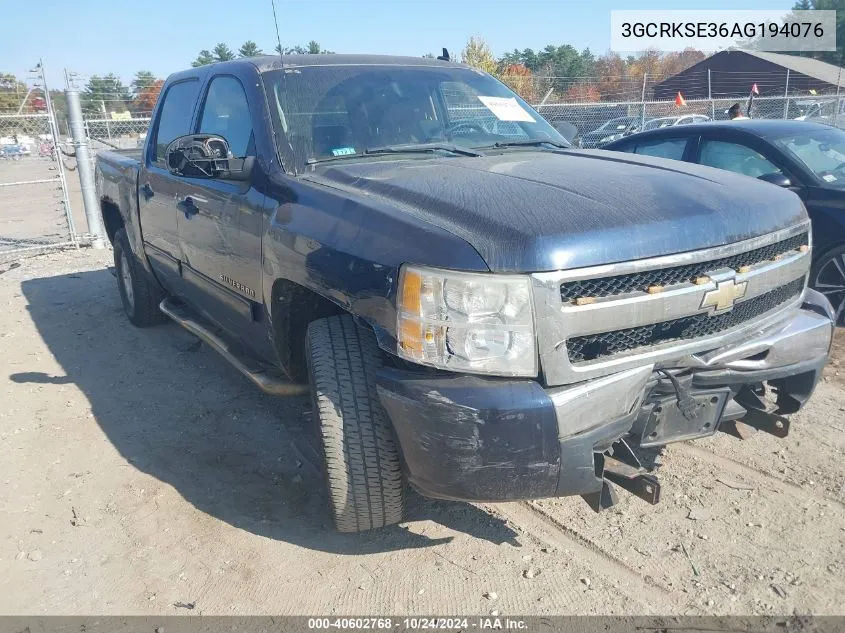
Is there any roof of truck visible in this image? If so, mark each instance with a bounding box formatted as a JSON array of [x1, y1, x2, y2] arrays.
[[245, 54, 465, 71]]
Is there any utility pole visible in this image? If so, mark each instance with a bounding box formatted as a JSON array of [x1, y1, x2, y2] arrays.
[[65, 70, 106, 249]]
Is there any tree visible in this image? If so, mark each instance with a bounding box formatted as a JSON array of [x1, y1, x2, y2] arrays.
[[0, 73, 28, 112], [192, 42, 236, 67], [500, 64, 535, 101], [81, 74, 131, 115], [784, 0, 845, 66], [563, 84, 601, 102], [192, 50, 215, 67], [274, 41, 333, 54], [133, 78, 164, 114], [239, 41, 263, 57], [461, 36, 498, 76], [212, 43, 236, 62], [131, 71, 156, 97]]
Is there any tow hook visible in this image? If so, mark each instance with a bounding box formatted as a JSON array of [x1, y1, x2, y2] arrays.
[[720, 385, 791, 440], [582, 442, 662, 512]]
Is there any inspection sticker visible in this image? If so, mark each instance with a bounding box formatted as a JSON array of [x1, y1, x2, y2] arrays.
[[331, 147, 356, 156], [477, 96, 535, 122]]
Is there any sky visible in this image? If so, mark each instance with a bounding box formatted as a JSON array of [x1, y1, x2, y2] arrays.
[[2, 0, 795, 89]]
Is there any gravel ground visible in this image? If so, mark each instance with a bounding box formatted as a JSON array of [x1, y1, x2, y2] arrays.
[[0, 247, 843, 616]]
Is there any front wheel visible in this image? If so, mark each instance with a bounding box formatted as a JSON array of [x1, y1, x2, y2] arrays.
[[811, 244, 845, 326], [306, 315, 404, 532]]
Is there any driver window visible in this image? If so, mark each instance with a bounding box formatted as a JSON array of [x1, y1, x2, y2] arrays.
[[198, 76, 254, 157], [699, 140, 781, 178]]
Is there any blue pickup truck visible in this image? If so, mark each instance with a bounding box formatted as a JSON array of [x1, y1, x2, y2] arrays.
[[96, 54, 835, 532]]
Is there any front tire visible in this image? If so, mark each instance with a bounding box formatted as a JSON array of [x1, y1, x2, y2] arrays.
[[306, 315, 404, 532], [113, 228, 167, 327], [811, 244, 845, 326]]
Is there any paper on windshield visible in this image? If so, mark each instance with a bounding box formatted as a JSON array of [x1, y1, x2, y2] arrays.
[[477, 96, 535, 122]]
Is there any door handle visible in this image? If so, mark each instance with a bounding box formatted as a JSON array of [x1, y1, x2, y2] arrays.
[[141, 183, 154, 200], [177, 196, 200, 219]]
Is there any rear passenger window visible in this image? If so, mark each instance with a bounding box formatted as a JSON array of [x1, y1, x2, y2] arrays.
[[633, 138, 687, 160], [154, 80, 200, 162], [198, 76, 254, 157]]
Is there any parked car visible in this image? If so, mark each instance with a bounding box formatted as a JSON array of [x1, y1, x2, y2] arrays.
[[606, 119, 845, 324], [640, 114, 710, 131], [96, 55, 833, 532], [578, 116, 642, 148]]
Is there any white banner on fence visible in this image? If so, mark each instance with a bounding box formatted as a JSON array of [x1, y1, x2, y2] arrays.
[[610, 10, 836, 53]]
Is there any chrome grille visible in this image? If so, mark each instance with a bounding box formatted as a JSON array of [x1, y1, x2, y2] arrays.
[[566, 278, 804, 363], [531, 223, 812, 386], [560, 232, 808, 303]]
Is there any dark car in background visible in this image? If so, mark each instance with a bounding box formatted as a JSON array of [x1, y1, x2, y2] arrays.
[[578, 115, 642, 148], [606, 120, 845, 323]]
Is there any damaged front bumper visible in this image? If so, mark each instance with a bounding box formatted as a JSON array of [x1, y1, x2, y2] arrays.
[[376, 290, 835, 506]]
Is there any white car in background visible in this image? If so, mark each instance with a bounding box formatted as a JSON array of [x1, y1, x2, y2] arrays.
[[641, 114, 710, 131]]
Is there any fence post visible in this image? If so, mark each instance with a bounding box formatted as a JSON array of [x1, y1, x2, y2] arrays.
[[708, 69, 715, 119], [640, 73, 647, 128], [66, 88, 106, 249], [783, 69, 790, 119], [835, 68, 842, 127], [38, 60, 78, 248]]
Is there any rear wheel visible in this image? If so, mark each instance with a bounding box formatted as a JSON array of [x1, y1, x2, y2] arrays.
[[113, 228, 167, 327], [306, 315, 404, 532], [811, 244, 845, 326]]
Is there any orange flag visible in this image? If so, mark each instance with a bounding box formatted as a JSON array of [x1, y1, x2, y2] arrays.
[[675, 91, 687, 106]]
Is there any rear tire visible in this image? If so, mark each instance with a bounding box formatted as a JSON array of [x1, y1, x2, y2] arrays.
[[113, 228, 167, 328], [810, 243, 845, 326], [306, 315, 404, 532]]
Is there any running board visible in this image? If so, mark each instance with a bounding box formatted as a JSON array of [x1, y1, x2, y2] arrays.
[[159, 298, 308, 396]]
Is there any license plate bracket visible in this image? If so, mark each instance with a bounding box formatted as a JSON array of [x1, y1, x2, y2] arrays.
[[637, 388, 731, 447]]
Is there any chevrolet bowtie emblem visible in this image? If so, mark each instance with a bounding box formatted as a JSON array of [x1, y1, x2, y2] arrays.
[[700, 278, 748, 313]]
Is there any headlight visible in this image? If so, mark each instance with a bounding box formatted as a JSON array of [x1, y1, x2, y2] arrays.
[[396, 265, 537, 377]]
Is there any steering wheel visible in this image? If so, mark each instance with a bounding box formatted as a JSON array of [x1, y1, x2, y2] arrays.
[[447, 121, 489, 137]]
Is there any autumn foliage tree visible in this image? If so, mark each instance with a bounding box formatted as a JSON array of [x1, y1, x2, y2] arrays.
[[133, 79, 164, 114], [500, 64, 534, 101]]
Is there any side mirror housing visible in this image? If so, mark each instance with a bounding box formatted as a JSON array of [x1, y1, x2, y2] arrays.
[[164, 134, 252, 181], [551, 120, 578, 144], [757, 172, 792, 187]]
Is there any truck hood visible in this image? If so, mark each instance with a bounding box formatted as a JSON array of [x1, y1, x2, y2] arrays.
[[306, 149, 808, 272]]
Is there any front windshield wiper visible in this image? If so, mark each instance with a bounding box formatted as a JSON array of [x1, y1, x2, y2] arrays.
[[475, 139, 570, 150], [365, 143, 483, 157], [306, 143, 483, 165]]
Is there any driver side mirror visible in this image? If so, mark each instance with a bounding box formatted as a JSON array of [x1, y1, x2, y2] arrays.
[[757, 172, 792, 188], [164, 134, 254, 182]]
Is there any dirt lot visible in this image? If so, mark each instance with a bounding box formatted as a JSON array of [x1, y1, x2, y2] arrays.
[[1, 248, 843, 616]]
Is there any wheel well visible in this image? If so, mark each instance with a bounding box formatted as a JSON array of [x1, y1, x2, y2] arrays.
[[271, 279, 345, 382], [101, 199, 124, 245]]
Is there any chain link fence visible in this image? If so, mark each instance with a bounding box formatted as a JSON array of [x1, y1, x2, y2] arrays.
[[0, 113, 76, 261]]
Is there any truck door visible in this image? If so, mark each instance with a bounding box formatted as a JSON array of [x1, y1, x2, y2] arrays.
[[138, 79, 201, 286], [176, 74, 264, 334]]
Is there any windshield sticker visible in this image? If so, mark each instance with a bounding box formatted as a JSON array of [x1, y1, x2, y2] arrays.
[[331, 147, 356, 157], [477, 96, 535, 123], [822, 173, 837, 182]]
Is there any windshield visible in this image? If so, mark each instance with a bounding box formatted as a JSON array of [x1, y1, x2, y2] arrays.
[[773, 127, 845, 188], [261, 65, 566, 170]]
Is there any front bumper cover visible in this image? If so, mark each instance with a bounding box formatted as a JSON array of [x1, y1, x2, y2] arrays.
[[376, 291, 834, 503]]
